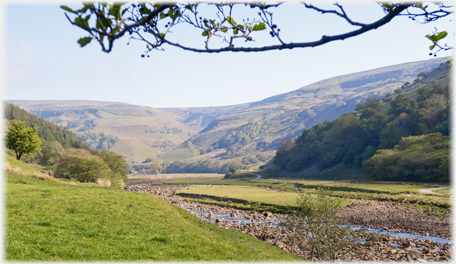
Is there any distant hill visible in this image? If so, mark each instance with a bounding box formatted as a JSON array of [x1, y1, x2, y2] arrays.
[[4, 102, 89, 149], [159, 57, 449, 172], [6, 100, 203, 163], [9, 57, 449, 171], [161, 104, 250, 130]]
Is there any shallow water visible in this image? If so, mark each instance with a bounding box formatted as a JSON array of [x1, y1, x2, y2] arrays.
[[184, 207, 453, 245]]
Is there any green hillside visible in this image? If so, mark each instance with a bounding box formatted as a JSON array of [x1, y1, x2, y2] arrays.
[[4, 102, 89, 150], [272, 61, 450, 182], [8, 101, 200, 164], [5, 155, 299, 261], [160, 57, 449, 173]]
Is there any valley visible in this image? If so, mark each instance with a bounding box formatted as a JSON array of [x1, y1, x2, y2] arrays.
[[8, 56, 448, 173]]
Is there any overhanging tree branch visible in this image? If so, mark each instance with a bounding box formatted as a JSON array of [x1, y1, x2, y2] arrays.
[[61, 2, 452, 54]]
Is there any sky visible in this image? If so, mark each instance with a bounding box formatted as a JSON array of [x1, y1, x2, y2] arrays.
[[2, 1, 455, 108]]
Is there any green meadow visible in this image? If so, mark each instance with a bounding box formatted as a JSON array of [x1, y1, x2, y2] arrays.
[[161, 173, 451, 211], [5, 157, 300, 261]]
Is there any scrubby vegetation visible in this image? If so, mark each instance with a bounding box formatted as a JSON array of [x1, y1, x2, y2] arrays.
[[273, 63, 450, 182]]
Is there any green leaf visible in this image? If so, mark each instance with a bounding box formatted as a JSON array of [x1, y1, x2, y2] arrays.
[[437, 31, 448, 40], [61, 5, 77, 14], [202, 30, 208, 36], [252, 22, 266, 31], [168, 9, 176, 20], [110, 4, 122, 20], [226, 16, 236, 26], [140, 5, 149, 15], [233, 29, 239, 35], [425, 34, 438, 42], [160, 13, 167, 19], [185, 5, 193, 12], [430, 44, 436, 50], [77, 37, 92, 47]]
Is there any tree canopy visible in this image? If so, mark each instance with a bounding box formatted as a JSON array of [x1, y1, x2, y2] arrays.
[[62, 2, 452, 55], [6, 120, 42, 160], [149, 158, 163, 175]]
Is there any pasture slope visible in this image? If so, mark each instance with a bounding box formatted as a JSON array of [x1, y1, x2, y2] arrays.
[[5, 155, 299, 261]]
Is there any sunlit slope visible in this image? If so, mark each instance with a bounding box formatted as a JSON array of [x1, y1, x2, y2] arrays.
[[5, 157, 300, 261], [160, 57, 448, 163], [8, 100, 199, 163]]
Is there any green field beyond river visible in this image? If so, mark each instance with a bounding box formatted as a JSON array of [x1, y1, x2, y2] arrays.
[[176, 185, 302, 207]]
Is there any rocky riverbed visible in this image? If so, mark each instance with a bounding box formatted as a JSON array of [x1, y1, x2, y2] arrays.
[[126, 182, 452, 261]]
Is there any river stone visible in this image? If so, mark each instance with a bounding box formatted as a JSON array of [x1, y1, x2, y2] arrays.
[[264, 211, 273, 217]]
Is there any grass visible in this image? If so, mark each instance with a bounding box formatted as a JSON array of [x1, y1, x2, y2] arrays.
[[6, 157, 300, 261], [161, 173, 451, 211], [176, 185, 352, 208], [433, 187, 451, 195]]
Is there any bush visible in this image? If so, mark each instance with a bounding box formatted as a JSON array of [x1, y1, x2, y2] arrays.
[[224, 172, 234, 179], [285, 189, 364, 261], [56, 149, 111, 183]]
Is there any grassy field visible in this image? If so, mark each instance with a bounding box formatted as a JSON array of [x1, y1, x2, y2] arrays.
[[5, 158, 300, 261], [176, 185, 352, 208], [160, 173, 451, 211]]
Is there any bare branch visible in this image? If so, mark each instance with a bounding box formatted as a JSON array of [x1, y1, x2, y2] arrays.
[[303, 2, 366, 27]]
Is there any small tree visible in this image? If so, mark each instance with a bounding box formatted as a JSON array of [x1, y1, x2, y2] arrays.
[[266, 164, 280, 177], [6, 120, 42, 160], [229, 166, 236, 174], [149, 158, 163, 175], [36, 141, 64, 166], [55, 148, 111, 183], [285, 188, 364, 261]]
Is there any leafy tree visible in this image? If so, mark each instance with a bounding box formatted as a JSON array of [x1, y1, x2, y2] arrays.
[[6, 120, 42, 160], [62, 3, 452, 56], [364, 133, 449, 182], [149, 158, 163, 175], [266, 164, 280, 177], [35, 141, 64, 166], [90, 149, 129, 181], [229, 166, 236, 174], [55, 148, 111, 182]]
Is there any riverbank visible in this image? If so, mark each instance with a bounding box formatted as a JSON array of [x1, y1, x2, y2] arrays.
[[127, 182, 452, 261]]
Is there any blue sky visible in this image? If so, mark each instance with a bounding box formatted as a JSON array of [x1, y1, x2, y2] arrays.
[[3, 2, 454, 108]]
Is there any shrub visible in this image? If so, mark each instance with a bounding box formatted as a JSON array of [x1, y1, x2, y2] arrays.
[[285, 189, 364, 261], [224, 172, 234, 179]]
